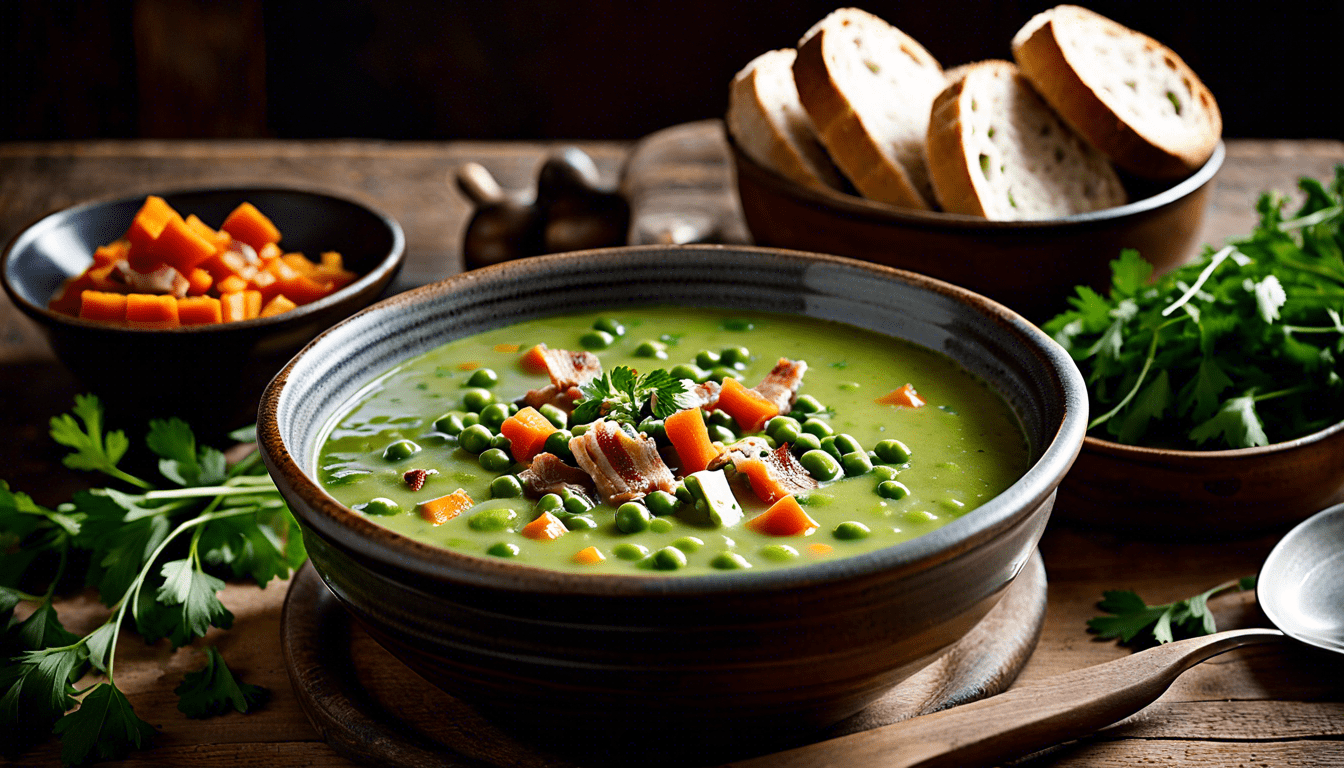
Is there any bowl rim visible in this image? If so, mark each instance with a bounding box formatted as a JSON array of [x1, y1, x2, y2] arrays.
[[728, 131, 1226, 229], [1080, 414, 1344, 462], [0, 184, 407, 335], [258, 244, 1088, 596]]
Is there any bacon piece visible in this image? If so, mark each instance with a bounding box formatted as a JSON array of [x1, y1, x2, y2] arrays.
[[707, 436, 771, 471], [518, 452, 593, 498], [402, 468, 437, 492], [521, 384, 584, 412], [569, 419, 676, 504], [731, 444, 819, 504], [524, 345, 601, 413], [753, 358, 808, 413]]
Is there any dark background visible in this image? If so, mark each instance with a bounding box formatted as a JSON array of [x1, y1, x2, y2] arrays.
[[2, 0, 1340, 143]]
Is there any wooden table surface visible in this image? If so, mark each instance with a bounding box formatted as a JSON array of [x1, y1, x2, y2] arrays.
[[3, 129, 1344, 767]]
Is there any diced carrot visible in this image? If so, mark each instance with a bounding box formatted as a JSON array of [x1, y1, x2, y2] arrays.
[[200, 250, 256, 282], [186, 267, 213, 296], [92, 240, 129, 267], [150, 215, 218, 273], [572, 546, 605, 565], [664, 408, 722, 474], [458, 361, 480, 370], [499, 406, 559, 463], [320, 251, 343, 271], [219, 291, 249, 322], [184, 214, 230, 252], [519, 343, 549, 374], [220, 201, 282, 252], [243, 290, 262, 319], [277, 274, 333, 305], [745, 495, 819, 537], [735, 458, 792, 505], [86, 263, 124, 292], [78, 290, 128, 322], [258, 242, 283, 263], [266, 257, 302, 283], [876, 383, 926, 408], [124, 196, 181, 270], [251, 269, 283, 302], [259, 294, 297, 317], [281, 252, 316, 275], [124, 293, 180, 328], [520, 511, 568, 541], [217, 274, 248, 294], [419, 489, 474, 526], [495, 343, 521, 353], [717, 377, 780, 433], [808, 543, 834, 556], [177, 296, 222, 326]]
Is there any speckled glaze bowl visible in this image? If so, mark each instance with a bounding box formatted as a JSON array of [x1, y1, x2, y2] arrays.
[[1, 187, 405, 434], [731, 136, 1224, 321], [258, 245, 1086, 756]]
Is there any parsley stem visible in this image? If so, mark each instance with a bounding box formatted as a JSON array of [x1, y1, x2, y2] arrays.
[[40, 538, 71, 601], [108, 467, 154, 491], [1278, 204, 1342, 231], [1252, 384, 1312, 402], [1162, 246, 1234, 317], [1088, 316, 1187, 431], [142, 484, 276, 501]]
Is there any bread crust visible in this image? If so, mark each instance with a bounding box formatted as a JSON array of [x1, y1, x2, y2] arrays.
[[727, 49, 844, 192], [1012, 5, 1221, 179], [793, 8, 943, 210]]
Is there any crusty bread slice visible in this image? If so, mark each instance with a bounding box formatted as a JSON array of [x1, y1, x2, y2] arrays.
[[727, 49, 845, 192], [793, 8, 945, 209], [926, 60, 1126, 220], [1012, 5, 1221, 179]]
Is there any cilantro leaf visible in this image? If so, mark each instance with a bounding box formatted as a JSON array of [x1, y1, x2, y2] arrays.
[[156, 560, 233, 648], [1189, 394, 1268, 448], [1113, 369, 1172, 445], [13, 603, 81, 653], [147, 419, 227, 487], [1178, 357, 1235, 423], [53, 682, 156, 765], [1110, 249, 1153, 297], [0, 586, 23, 627], [0, 645, 87, 759], [1088, 577, 1256, 647], [49, 395, 148, 489], [573, 366, 699, 426], [198, 507, 304, 586], [174, 646, 269, 718]]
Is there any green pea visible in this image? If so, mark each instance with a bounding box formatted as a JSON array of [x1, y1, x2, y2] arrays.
[[765, 416, 800, 440], [433, 412, 465, 436], [543, 429, 574, 461], [614, 543, 649, 561], [833, 521, 871, 540], [563, 514, 598, 531], [460, 412, 481, 428], [709, 366, 741, 382], [615, 502, 652, 533], [490, 474, 524, 498], [722, 318, 755, 331], [833, 434, 864, 455], [593, 317, 626, 337], [708, 425, 736, 443], [562, 492, 594, 515], [759, 544, 799, 562], [872, 465, 900, 482], [645, 490, 681, 516], [875, 439, 913, 464], [535, 493, 564, 513], [508, 402, 520, 415], [638, 418, 667, 444], [480, 448, 513, 473], [466, 368, 498, 388], [695, 349, 721, 369], [792, 395, 823, 414], [382, 439, 421, 462], [468, 507, 518, 532], [462, 388, 494, 412], [706, 409, 736, 429], [480, 402, 511, 430], [487, 542, 520, 558], [359, 497, 400, 516], [799, 449, 843, 481], [720, 346, 751, 366], [802, 418, 834, 437], [819, 436, 843, 460], [672, 536, 703, 553], [770, 421, 801, 445], [649, 517, 674, 533], [538, 403, 568, 429], [791, 433, 822, 454], [841, 451, 873, 477], [570, 423, 591, 436], [711, 552, 752, 570], [489, 434, 512, 453], [673, 483, 694, 504], [670, 363, 708, 383], [579, 329, 614, 350], [652, 546, 688, 571], [634, 339, 667, 359], [459, 424, 494, 454]]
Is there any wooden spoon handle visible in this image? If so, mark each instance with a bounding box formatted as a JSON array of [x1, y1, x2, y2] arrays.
[[726, 627, 1286, 768]]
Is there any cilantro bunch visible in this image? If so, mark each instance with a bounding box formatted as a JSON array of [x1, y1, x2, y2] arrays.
[[1, 395, 304, 765], [1089, 576, 1257, 646], [571, 365, 699, 425], [1043, 167, 1344, 449]]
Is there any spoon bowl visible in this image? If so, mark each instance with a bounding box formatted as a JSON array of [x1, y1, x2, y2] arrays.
[[1259, 503, 1344, 653]]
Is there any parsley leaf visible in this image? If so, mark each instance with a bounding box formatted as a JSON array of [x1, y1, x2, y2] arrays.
[[1189, 394, 1268, 448], [1088, 577, 1257, 646], [53, 683, 156, 766], [174, 646, 269, 718], [147, 419, 227, 487], [572, 366, 698, 425], [156, 560, 234, 648], [48, 395, 149, 490]]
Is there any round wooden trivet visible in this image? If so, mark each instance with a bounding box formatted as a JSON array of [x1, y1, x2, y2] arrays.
[[281, 550, 1047, 768]]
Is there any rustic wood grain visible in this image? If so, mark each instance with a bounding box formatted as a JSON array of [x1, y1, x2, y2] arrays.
[[2, 130, 1342, 766]]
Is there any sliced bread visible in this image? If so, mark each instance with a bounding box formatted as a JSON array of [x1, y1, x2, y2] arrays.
[[1012, 5, 1221, 179], [793, 8, 945, 209], [926, 60, 1126, 220], [727, 49, 845, 192]]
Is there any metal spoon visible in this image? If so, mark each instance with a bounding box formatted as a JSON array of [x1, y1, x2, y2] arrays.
[[728, 502, 1344, 768]]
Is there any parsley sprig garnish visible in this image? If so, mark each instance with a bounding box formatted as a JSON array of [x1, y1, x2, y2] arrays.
[[571, 366, 700, 425], [1, 395, 304, 765], [1043, 167, 1344, 448], [1088, 576, 1257, 646]]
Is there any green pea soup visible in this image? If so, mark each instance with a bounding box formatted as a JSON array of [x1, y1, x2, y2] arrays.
[[317, 307, 1030, 575]]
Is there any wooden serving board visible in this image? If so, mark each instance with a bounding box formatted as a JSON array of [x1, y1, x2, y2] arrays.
[[280, 550, 1047, 768]]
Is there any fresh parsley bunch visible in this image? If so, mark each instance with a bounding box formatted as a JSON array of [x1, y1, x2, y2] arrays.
[[0, 395, 304, 765], [1089, 576, 1257, 646], [571, 365, 699, 426], [1043, 167, 1344, 448]]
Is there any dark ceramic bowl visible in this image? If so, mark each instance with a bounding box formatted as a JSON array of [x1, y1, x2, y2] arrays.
[[1, 187, 404, 434], [1056, 422, 1344, 536], [257, 245, 1087, 758], [731, 136, 1224, 321]]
